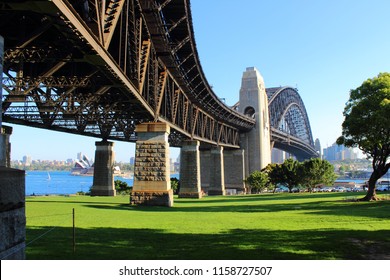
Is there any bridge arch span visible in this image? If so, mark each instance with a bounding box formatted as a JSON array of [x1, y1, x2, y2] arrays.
[[267, 87, 314, 147]]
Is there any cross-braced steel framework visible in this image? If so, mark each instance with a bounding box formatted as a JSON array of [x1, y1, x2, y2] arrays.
[[267, 87, 317, 159], [1, 0, 316, 158], [0, 0, 254, 148]]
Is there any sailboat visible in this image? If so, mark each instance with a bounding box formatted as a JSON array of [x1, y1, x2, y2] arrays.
[[47, 172, 51, 180]]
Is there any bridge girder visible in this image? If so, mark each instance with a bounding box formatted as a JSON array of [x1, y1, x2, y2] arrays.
[[267, 87, 318, 159], [0, 0, 255, 148]]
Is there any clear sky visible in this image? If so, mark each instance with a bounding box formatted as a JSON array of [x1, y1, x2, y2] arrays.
[[5, 0, 390, 162]]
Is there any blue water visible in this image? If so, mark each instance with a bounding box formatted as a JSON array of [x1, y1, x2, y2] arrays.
[[25, 171, 179, 195]]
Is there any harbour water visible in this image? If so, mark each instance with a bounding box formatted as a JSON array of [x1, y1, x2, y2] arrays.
[[24, 171, 372, 196], [25, 171, 179, 196]]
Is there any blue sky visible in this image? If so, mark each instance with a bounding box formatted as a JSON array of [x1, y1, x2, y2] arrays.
[[5, 0, 390, 162]]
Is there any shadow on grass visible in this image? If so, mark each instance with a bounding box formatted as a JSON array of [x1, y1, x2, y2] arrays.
[[26, 193, 390, 220], [79, 195, 390, 220], [26, 226, 390, 260]]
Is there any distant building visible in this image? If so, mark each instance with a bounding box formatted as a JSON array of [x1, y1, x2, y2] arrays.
[[323, 143, 357, 161], [174, 161, 180, 173], [71, 154, 93, 175], [77, 152, 83, 161], [22, 155, 32, 166], [314, 138, 322, 158], [271, 149, 285, 163], [170, 158, 175, 172], [130, 157, 135, 165]]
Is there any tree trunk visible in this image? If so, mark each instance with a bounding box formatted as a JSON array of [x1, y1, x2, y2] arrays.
[[359, 172, 380, 201]]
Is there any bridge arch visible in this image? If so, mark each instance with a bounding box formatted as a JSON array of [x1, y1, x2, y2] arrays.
[[267, 87, 314, 147]]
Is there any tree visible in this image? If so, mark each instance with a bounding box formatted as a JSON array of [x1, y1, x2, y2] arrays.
[[337, 73, 390, 201], [245, 170, 269, 194], [170, 177, 180, 195], [301, 158, 337, 192], [114, 180, 132, 195], [264, 159, 302, 193], [338, 165, 346, 176]]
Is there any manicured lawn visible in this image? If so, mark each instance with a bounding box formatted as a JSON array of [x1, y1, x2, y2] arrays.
[[25, 192, 390, 260]]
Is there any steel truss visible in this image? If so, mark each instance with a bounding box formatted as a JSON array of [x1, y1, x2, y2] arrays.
[[267, 87, 317, 158], [0, 0, 254, 148]]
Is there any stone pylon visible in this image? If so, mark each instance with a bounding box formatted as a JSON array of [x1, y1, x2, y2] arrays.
[[90, 141, 116, 196], [239, 67, 271, 176], [179, 140, 202, 198], [0, 37, 26, 260], [131, 122, 173, 207]]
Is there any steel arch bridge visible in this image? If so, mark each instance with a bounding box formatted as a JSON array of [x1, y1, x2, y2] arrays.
[[0, 0, 317, 159], [266, 87, 318, 160]]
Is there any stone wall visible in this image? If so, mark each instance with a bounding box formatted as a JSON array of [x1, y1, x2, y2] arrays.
[[134, 141, 168, 182], [0, 167, 25, 260], [130, 122, 172, 207], [0, 126, 12, 167], [179, 141, 202, 198], [224, 149, 246, 194], [208, 147, 226, 196], [200, 150, 211, 192], [91, 141, 116, 196]]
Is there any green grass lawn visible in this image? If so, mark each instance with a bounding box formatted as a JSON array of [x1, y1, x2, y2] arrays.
[[25, 192, 390, 260]]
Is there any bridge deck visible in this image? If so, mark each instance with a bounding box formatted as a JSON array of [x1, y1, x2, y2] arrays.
[[1, 0, 317, 158]]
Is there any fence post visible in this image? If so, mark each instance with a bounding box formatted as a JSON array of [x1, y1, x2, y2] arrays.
[[73, 208, 75, 253]]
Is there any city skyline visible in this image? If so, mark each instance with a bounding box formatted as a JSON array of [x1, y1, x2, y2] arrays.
[[4, 0, 390, 162]]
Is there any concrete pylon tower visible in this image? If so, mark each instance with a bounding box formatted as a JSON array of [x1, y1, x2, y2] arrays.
[[239, 67, 271, 176]]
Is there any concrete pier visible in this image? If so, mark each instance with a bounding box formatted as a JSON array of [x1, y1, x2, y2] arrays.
[[90, 141, 116, 196], [208, 146, 226, 196], [0, 167, 26, 260], [0, 126, 12, 168], [200, 149, 211, 193], [178, 140, 202, 198], [0, 124, 26, 259], [224, 149, 246, 194], [131, 122, 173, 207]]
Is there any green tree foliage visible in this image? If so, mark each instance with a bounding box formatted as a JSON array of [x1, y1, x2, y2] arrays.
[[114, 180, 132, 195], [245, 170, 269, 193], [264, 159, 303, 193], [337, 73, 390, 201], [338, 165, 346, 176], [300, 158, 337, 192], [170, 177, 180, 195], [262, 163, 279, 188], [264, 158, 336, 193]]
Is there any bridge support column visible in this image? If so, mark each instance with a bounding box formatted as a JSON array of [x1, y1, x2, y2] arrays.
[[91, 141, 116, 196], [0, 36, 26, 260], [0, 126, 12, 168], [208, 146, 226, 196], [224, 149, 247, 194], [0, 125, 26, 260], [130, 122, 173, 207], [239, 67, 271, 175], [178, 140, 202, 198], [200, 149, 210, 193]]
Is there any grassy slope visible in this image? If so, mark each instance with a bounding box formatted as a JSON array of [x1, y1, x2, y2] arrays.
[[25, 192, 390, 260]]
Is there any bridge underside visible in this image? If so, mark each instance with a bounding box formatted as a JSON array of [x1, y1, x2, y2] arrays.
[[1, 0, 150, 141], [271, 129, 317, 161], [1, 0, 255, 149]]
